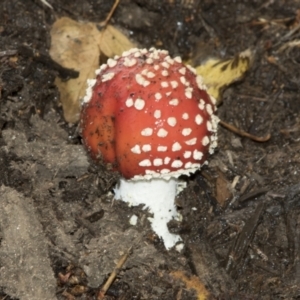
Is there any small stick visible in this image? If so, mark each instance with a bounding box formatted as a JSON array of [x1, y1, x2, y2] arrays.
[[99, 0, 120, 28], [219, 119, 271, 142], [39, 0, 53, 9], [0, 50, 17, 57], [97, 245, 133, 300]]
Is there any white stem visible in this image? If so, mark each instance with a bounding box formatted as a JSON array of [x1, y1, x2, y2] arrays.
[[114, 177, 182, 249]]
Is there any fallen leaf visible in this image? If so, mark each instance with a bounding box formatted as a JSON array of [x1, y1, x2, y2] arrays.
[[195, 49, 253, 105], [215, 171, 232, 206], [49, 17, 136, 123], [99, 24, 136, 58], [170, 270, 210, 300]]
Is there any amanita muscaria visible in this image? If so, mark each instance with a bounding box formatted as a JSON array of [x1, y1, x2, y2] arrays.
[[80, 48, 218, 249]]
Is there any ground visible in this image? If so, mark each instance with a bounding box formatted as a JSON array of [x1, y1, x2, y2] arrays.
[[1, 0, 300, 299]]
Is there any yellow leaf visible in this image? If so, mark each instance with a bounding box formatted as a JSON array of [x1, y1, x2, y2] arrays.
[[49, 17, 136, 123], [49, 17, 100, 123], [170, 270, 210, 300], [195, 49, 253, 105], [99, 24, 136, 58]]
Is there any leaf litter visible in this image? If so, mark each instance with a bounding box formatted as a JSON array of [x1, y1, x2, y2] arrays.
[[49, 17, 136, 123]]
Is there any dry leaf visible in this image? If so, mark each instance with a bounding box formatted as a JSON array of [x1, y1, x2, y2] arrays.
[[100, 25, 136, 58], [215, 171, 232, 206], [49, 17, 136, 123], [195, 49, 253, 105], [49, 17, 100, 123], [170, 270, 210, 300]]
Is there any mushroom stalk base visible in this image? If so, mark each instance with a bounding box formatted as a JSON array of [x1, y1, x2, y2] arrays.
[[114, 177, 182, 249]]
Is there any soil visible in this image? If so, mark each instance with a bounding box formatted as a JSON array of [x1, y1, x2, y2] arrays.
[[1, 0, 300, 299]]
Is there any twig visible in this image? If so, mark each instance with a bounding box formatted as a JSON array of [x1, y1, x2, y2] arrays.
[[219, 119, 271, 142], [272, 22, 300, 49], [225, 202, 265, 277], [39, 0, 53, 10], [0, 50, 17, 57], [97, 244, 133, 300], [238, 187, 269, 203], [99, 0, 120, 28]]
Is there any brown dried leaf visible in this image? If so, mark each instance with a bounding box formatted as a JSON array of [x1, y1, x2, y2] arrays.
[[49, 17, 136, 123], [215, 171, 232, 206]]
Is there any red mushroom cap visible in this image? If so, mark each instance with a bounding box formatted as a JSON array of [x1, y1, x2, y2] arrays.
[[80, 48, 218, 179]]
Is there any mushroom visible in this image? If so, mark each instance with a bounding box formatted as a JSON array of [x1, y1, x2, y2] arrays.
[[80, 48, 218, 249]]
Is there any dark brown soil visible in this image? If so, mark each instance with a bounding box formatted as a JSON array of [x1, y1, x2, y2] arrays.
[[1, 1, 300, 299]]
